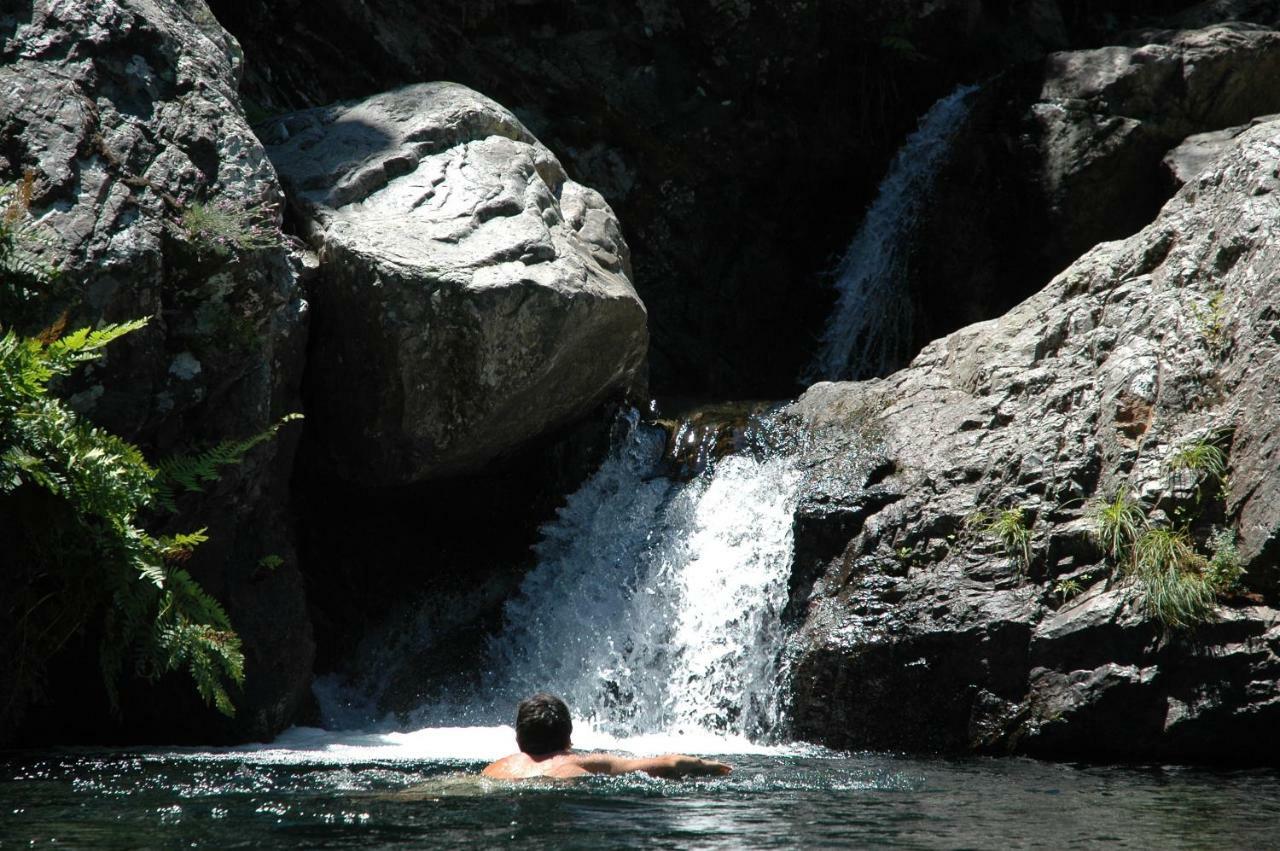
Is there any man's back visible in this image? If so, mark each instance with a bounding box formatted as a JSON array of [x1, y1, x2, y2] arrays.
[[482, 750, 730, 780], [482, 751, 589, 779]]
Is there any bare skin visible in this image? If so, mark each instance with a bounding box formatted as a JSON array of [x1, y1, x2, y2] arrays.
[[482, 749, 732, 780]]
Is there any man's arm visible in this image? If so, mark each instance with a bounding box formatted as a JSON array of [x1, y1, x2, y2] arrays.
[[573, 753, 731, 779]]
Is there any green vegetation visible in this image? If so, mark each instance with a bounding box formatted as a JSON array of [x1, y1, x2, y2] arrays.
[[0, 172, 62, 325], [1088, 447, 1243, 629], [970, 506, 1033, 570], [180, 197, 280, 259], [1130, 528, 1218, 629], [154, 413, 303, 511], [1, 319, 244, 716], [1192, 289, 1229, 357], [1053, 578, 1083, 602], [0, 179, 298, 726], [1167, 436, 1228, 488], [1091, 490, 1146, 561]]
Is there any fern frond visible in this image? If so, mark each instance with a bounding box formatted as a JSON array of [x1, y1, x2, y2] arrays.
[[153, 413, 303, 510], [44, 318, 150, 372]]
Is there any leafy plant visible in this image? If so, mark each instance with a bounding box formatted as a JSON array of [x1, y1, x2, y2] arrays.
[[1054, 578, 1083, 602], [179, 197, 280, 259], [1192, 289, 1229, 357], [1, 318, 297, 724], [1205, 528, 1244, 592], [153, 413, 303, 511], [970, 506, 1033, 569]]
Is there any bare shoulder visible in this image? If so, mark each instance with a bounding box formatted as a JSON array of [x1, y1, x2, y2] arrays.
[[482, 754, 529, 779], [483, 752, 588, 780]]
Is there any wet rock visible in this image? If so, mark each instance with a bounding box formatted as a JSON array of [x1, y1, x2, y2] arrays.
[[787, 118, 1280, 761], [0, 0, 312, 743], [265, 83, 647, 486]]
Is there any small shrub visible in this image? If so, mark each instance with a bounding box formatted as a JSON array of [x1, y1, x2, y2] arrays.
[[180, 197, 279, 259], [1192, 289, 1229, 357], [1054, 578, 1083, 602], [1205, 528, 1244, 592]]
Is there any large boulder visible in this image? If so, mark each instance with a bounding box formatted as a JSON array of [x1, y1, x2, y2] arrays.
[[263, 82, 647, 486], [786, 117, 1280, 761], [0, 0, 312, 743]]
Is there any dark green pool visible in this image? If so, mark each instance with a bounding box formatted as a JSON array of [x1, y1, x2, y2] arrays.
[[4, 738, 1278, 849]]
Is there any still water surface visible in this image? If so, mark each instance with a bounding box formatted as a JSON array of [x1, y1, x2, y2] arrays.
[[4, 727, 1279, 849]]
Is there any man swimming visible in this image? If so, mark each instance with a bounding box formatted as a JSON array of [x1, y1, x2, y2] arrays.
[[482, 693, 733, 780]]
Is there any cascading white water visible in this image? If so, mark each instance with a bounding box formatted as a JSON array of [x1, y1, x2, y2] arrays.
[[807, 83, 978, 382], [316, 409, 805, 751], [482, 414, 801, 740]]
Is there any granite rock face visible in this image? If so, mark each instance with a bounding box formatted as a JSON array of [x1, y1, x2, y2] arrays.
[[904, 21, 1280, 378], [0, 0, 312, 743], [264, 82, 647, 486], [786, 117, 1280, 761]]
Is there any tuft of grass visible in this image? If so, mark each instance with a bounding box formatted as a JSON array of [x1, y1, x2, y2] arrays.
[[1167, 437, 1228, 487], [971, 506, 1033, 569], [1131, 527, 1217, 628], [1091, 491, 1145, 561], [180, 198, 279, 259]]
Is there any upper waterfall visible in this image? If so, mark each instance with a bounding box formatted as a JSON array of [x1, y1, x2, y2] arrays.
[[806, 83, 978, 382]]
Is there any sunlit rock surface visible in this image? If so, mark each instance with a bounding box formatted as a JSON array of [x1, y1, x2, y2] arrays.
[[264, 83, 648, 486], [787, 117, 1280, 761]]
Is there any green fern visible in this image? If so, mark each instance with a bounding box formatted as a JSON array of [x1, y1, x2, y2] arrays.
[[0, 173, 63, 322], [153, 413, 303, 511], [1, 317, 294, 725]]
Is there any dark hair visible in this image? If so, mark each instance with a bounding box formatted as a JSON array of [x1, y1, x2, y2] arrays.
[[516, 693, 572, 755]]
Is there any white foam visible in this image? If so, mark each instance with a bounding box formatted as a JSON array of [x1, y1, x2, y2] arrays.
[[163, 721, 829, 765]]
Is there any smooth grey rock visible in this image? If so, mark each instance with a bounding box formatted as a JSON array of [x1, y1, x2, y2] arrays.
[[787, 118, 1280, 761], [265, 83, 648, 486], [1164, 114, 1280, 186], [0, 0, 312, 744]]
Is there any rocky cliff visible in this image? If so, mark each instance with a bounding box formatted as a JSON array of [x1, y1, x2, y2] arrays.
[[786, 115, 1280, 761], [1, 0, 312, 742]]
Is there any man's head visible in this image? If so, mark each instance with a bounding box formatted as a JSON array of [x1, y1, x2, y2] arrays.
[[515, 693, 572, 755]]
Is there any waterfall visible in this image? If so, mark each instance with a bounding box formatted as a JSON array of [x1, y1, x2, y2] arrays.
[[807, 83, 978, 382], [322, 409, 804, 746], [483, 411, 801, 740]]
